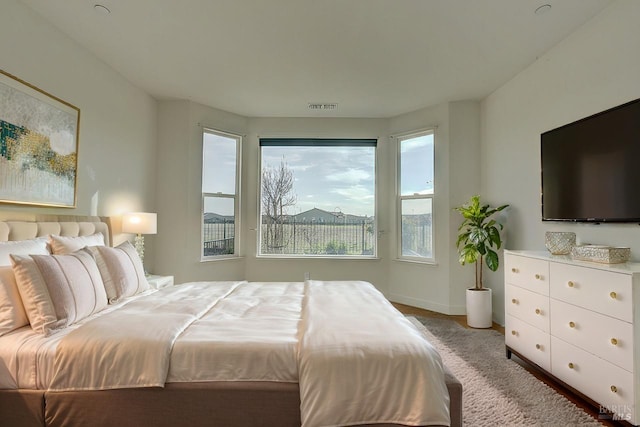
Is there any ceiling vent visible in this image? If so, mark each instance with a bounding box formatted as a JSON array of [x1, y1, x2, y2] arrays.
[[308, 103, 338, 110]]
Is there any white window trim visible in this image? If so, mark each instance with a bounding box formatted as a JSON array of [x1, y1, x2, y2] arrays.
[[395, 129, 435, 263], [201, 128, 242, 261]]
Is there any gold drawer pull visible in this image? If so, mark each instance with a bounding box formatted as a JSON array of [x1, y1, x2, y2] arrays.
[[511, 330, 517, 336], [511, 298, 518, 304], [535, 344, 542, 350], [611, 385, 618, 393], [511, 267, 518, 273], [535, 308, 541, 315], [567, 281, 574, 288], [535, 274, 541, 280], [569, 321, 576, 328], [611, 338, 618, 346], [610, 291, 617, 299], [568, 362, 574, 369]]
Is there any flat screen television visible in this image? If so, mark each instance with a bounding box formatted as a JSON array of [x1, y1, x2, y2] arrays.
[[541, 97, 640, 223]]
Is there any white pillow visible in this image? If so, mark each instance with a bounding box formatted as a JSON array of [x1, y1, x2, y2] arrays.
[[49, 233, 105, 255], [11, 251, 108, 335], [0, 238, 50, 336], [0, 266, 29, 336], [0, 238, 49, 267], [90, 241, 150, 303]]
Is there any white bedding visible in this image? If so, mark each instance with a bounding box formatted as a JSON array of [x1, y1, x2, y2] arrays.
[[0, 326, 56, 389], [50, 281, 246, 390], [168, 281, 303, 383], [0, 289, 155, 389], [299, 280, 450, 427], [0, 280, 451, 427]]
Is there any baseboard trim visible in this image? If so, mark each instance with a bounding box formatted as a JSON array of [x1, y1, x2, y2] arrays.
[[386, 293, 466, 315]]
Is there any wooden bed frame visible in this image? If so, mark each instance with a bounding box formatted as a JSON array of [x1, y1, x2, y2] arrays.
[[0, 213, 462, 427]]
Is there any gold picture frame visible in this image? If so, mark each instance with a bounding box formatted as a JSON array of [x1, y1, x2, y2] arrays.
[[0, 70, 80, 208]]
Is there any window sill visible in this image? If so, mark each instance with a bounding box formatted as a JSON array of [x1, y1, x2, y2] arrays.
[[200, 256, 245, 263], [394, 257, 438, 266], [255, 255, 380, 261]]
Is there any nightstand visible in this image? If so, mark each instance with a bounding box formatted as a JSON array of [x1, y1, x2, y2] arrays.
[[146, 274, 175, 289]]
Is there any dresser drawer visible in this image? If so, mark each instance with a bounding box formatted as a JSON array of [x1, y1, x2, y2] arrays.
[[550, 262, 632, 322], [505, 314, 550, 371], [505, 254, 549, 296], [550, 299, 633, 372], [505, 285, 550, 332], [551, 337, 634, 422]]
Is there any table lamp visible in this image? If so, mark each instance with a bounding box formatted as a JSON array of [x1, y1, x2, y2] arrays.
[[122, 212, 157, 271]]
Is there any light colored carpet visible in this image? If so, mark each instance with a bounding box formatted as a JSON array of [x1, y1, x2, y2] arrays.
[[408, 316, 604, 427]]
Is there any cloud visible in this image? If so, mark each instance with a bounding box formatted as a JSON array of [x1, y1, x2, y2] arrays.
[[331, 185, 374, 202], [325, 168, 371, 184], [400, 134, 433, 153], [261, 144, 375, 216]]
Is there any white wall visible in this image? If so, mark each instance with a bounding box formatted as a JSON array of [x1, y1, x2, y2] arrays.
[[156, 104, 392, 289], [481, 0, 640, 325], [388, 101, 481, 314], [155, 100, 248, 281], [2, 0, 482, 313], [0, 0, 158, 259], [155, 100, 480, 310]]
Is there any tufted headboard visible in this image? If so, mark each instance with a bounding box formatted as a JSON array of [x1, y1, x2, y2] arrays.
[[0, 211, 112, 246]]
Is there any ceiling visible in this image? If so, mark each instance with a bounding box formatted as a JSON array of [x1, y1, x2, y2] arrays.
[[19, 0, 613, 118]]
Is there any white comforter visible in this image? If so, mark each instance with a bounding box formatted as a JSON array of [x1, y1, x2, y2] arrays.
[[48, 280, 450, 427], [299, 280, 450, 427]]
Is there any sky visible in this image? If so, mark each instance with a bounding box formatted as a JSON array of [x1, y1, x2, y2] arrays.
[[262, 144, 375, 217], [202, 132, 237, 216], [400, 133, 434, 195], [202, 132, 434, 217]]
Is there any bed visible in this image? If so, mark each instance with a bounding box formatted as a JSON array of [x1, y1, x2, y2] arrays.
[[0, 213, 462, 427]]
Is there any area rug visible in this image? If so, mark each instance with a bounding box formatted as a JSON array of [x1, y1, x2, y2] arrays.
[[409, 316, 603, 426]]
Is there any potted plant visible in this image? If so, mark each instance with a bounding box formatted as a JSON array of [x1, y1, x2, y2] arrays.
[[455, 195, 509, 328]]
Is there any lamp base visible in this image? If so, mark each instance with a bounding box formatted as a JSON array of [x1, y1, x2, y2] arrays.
[[134, 234, 148, 275]]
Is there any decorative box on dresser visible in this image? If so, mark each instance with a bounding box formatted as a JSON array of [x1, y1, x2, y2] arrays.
[[504, 249, 640, 425]]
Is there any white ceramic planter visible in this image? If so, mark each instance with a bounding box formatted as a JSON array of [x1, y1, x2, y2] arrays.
[[466, 287, 493, 328]]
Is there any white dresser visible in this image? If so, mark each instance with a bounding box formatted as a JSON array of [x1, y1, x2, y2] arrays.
[[504, 250, 640, 424]]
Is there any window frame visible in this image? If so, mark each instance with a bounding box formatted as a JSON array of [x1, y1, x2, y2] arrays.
[[396, 129, 435, 263], [201, 128, 242, 261], [258, 138, 378, 259]]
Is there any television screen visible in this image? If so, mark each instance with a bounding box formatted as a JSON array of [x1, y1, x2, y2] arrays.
[[541, 98, 640, 222]]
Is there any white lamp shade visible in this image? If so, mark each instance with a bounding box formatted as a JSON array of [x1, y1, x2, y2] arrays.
[[122, 212, 157, 235]]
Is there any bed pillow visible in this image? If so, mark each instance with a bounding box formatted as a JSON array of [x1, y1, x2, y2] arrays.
[[0, 238, 50, 336], [10, 251, 108, 335], [0, 266, 29, 336], [90, 241, 150, 303], [49, 233, 105, 255], [0, 237, 50, 267]]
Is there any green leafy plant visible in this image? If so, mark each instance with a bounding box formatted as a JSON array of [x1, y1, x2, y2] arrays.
[[455, 195, 509, 290]]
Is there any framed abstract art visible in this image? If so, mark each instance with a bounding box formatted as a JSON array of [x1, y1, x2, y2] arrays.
[[0, 70, 80, 208]]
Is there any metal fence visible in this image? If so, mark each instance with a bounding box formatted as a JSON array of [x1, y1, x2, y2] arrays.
[[203, 217, 431, 257], [202, 218, 376, 256], [401, 219, 432, 258], [261, 218, 375, 255], [203, 220, 235, 256]]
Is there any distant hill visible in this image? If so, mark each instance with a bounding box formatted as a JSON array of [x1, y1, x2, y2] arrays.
[[291, 207, 371, 224], [203, 212, 235, 223]]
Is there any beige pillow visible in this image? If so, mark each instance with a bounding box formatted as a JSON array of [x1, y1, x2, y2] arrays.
[[0, 237, 49, 267], [0, 267, 29, 336], [11, 251, 108, 335], [0, 238, 50, 336], [91, 241, 149, 303], [49, 233, 105, 255]]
